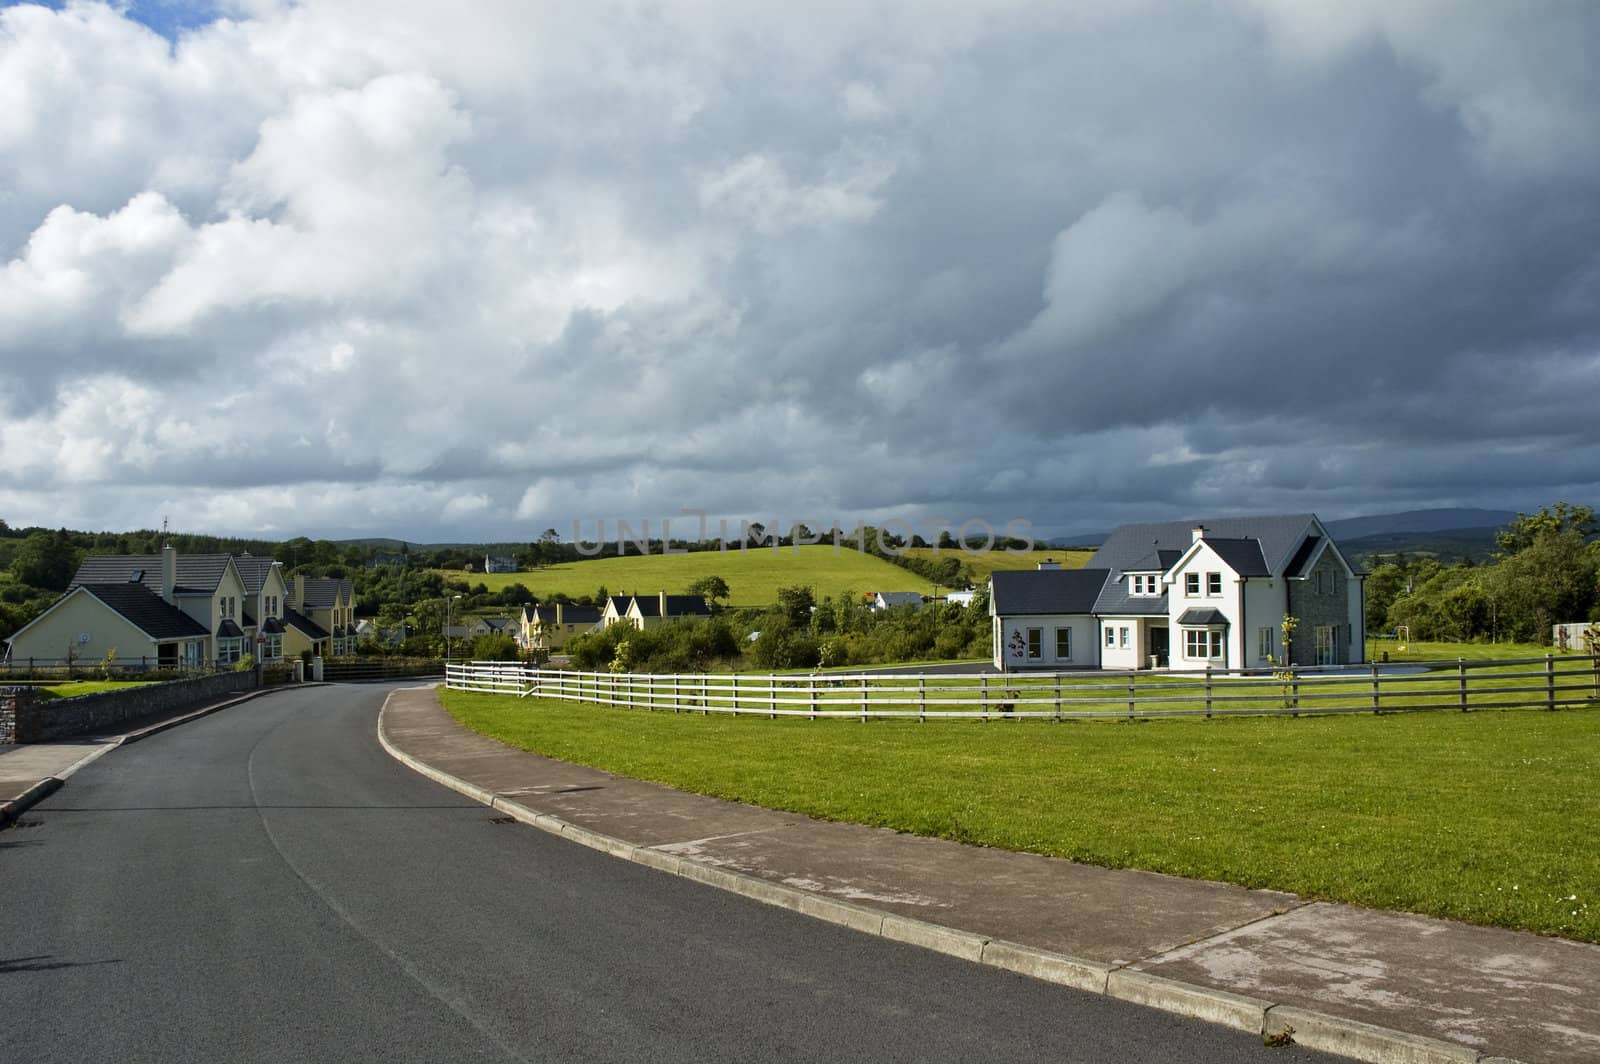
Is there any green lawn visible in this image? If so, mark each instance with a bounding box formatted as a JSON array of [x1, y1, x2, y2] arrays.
[[39, 680, 158, 698], [441, 688, 1600, 943], [438, 545, 930, 606]]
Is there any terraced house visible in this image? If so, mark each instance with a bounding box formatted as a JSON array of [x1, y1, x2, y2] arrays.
[[990, 514, 1365, 672]]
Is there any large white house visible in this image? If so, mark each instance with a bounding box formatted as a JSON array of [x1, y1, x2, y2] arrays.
[[991, 514, 1365, 672]]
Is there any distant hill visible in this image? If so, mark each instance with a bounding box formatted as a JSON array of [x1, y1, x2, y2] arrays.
[[1321, 509, 1517, 540], [1337, 527, 1502, 565]]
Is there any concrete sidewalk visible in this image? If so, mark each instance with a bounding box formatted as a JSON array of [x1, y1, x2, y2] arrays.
[[0, 685, 309, 828], [380, 685, 1600, 1064]]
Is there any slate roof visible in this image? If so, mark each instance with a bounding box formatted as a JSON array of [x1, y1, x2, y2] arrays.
[[259, 617, 284, 635], [873, 592, 925, 608], [1089, 514, 1319, 614], [1202, 538, 1270, 577], [990, 569, 1110, 615], [283, 608, 329, 639], [299, 578, 351, 609], [77, 584, 209, 641], [1284, 536, 1322, 577], [231, 556, 283, 593], [1122, 549, 1184, 572], [664, 595, 712, 616], [1176, 608, 1230, 626], [71, 553, 236, 596], [603, 596, 632, 615], [216, 619, 245, 639]]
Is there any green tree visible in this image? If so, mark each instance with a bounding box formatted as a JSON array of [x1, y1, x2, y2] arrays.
[[686, 575, 731, 608], [10, 530, 79, 592], [775, 585, 815, 627], [1494, 503, 1597, 555], [470, 631, 520, 661]]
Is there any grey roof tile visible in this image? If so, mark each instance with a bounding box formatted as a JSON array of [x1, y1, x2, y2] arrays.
[[77, 584, 209, 640], [1176, 607, 1230, 625], [990, 569, 1110, 615]]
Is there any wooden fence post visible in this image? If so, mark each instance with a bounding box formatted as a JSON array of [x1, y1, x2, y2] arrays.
[[1204, 666, 1212, 720], [672, 674, 680, 713], [731, 674, 739, 717], [809, 675, 817, 721], [1459, 658, 1468, 712], [1053, 676, 1061, 723], [860, 676, 870, 723], [769, 676, 777, 720], [1371, 661, 1381, 714], [702, 674, 709, 716], [980, 675, 988, 723], [1546, 653, 1556, 711], [918, 677, 926, 724], [1128, 672, 1136, 720]]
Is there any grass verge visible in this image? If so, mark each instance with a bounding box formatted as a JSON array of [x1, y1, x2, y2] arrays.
[[39, 680, 159, 698], [440, 688, 1599, 943]]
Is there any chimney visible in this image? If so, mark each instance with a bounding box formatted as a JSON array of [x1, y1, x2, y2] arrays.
[[659, 590, 668, 617], [1036, 559, 1059, 571], [160, 546, 177, 604], [555, 602, 564, 626], [293, 574, 306, 610], [1191, 525, 1206, 543]]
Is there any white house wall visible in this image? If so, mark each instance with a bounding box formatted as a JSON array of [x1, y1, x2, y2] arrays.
[[995, 614, 1096, 671], [1098, 618, 1147, 670], [1243, 578, 1287, 668], [1167, 542, 1245, 671]]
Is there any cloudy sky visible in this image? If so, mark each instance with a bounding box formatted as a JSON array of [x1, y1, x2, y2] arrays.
[[2, 0, 1597, 542]]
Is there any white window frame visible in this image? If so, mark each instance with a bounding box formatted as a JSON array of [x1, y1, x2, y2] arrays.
[[1206, 572, 1222, 597], [1258, 626, 1276, 662], [1184, 628, 1225, 661], [1104, 626, 1115, 647], [1054, 627, 1071, 660], [1119, 626, 1130, 649], [1184, 572, 1200, 597], [1026, 627, 1042, 660], [1316, 625, 1337, 666]]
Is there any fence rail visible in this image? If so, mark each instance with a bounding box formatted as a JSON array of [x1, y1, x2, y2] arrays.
[[0, 658, 226, 680], [445, 655, 1600, 721]]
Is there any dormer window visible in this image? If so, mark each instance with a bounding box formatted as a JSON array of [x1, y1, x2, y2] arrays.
[[1129, 573, 1159, 596]]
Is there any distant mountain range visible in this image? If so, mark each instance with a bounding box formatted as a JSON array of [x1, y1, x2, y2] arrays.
[[1042, 507, 1527, 562]]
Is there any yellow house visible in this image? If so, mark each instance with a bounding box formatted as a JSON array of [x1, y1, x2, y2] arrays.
[[69, 547, 252, 666], [520, 602, 602, 650], [289, 576, 355, 657], [234, 556, 289, 663], [623, 592, 713, 630], [598, 596, 634, 629], [3, 583, 209, 669]]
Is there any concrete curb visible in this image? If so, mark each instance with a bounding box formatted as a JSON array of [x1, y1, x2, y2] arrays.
[[0, 776, 62, 829], [377, 692, 1529, 1064]]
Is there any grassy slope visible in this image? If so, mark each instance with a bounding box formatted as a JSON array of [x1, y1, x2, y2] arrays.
[[436, 545, 930, 606], [901, 547, 1094, 582], [442, 689, 1600, 943]]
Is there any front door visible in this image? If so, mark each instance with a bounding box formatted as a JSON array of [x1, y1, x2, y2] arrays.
[[1149, 625, 1169, 668]]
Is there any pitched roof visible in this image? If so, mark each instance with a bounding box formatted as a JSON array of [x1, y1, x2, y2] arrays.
[[530, 603, 600, 624], [1284, 535, 1322, 577], [298, 577, 351, 609], [662, 595, 711, 616], [283, 608, 329, 639], [231, 556, 284, 593], [216, 619, 245, 639], [71, 553, 237, 595], [1200, 538, 1270, 577], [990, 569, 1110, 615], [1123, 549, 1184, 572], [873, 591, 925, 607], [77, 584, 209, 641], [1176, 607, 1230, 625], [1090, 515, 1316, 575]]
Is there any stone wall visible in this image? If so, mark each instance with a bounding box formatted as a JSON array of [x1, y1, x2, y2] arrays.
[[1285, 552, 1352, 665], [0, 670, 259, 744]]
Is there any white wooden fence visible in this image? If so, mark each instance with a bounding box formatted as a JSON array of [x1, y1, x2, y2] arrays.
[[445, 655, 1600, 720]]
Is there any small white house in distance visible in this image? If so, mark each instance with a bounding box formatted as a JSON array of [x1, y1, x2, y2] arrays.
[[990, 513, 1365, 672], [869, 591, 925, 611], [944, 590, 977, 607]]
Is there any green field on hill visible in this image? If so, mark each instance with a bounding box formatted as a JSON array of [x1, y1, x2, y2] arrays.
[[901, 546, 1094, 581], [437, 545, 930, 606]]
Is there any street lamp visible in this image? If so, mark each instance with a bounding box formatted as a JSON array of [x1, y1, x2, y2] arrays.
[[446, 594, 462, 660]]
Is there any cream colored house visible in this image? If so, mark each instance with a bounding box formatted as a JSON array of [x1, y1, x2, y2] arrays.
[[520, 602, 602, 650], [3, 582, 209, 669], [234, 556, 289, 663], [624, 592, 713, 630], [598, 595, 634, 629], [69, 547, 253, 666], [290, 575, 355, 657]]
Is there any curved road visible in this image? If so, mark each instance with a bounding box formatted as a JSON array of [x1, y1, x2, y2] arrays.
[[0, 684, 1338, 1063]]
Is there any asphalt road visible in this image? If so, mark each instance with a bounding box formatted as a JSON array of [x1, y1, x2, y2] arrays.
[[0, 684, 1339, 1063]]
